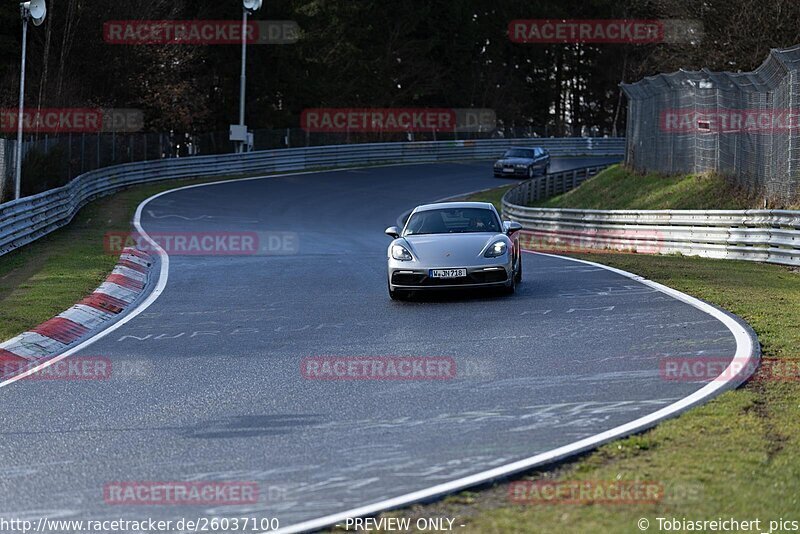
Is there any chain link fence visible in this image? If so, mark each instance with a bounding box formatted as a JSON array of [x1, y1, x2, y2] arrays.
[[622, 44, 800, 204]]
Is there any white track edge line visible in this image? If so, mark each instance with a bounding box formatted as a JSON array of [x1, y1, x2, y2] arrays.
[[0, 160, 484, 387], [272, 250, 757, 534], [0, 166, 362, 387], [0, 164, 755, 534]]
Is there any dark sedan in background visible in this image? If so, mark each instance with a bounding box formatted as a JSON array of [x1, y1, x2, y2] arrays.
[[493, 147, 551, 178]]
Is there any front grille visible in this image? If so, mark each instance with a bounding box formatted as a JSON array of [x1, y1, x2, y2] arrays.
[[470, 270, 508, 283], [392, 272, 427, 285], [497, 165, 523, 175]]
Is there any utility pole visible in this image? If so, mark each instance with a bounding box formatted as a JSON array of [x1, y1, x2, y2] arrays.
[[14, 0, 47, 200], [230, 0, 262, 153]]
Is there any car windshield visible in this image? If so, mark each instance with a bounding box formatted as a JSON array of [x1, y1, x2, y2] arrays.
[[404, 208, 501, 235], [503, 148, 535, 158]]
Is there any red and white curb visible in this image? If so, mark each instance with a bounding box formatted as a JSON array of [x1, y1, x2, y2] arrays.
[[0, 247, 153, 374]]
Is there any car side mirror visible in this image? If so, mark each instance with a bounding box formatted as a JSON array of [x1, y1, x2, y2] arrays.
[[503, 221, 523, 234], [385, 226, 400, 238]]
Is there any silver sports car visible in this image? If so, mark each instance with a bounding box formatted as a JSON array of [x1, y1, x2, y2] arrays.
[[385, 202, 523, 300]]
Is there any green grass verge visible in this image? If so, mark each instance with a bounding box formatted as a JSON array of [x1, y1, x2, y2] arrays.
[[530, 165, 757, 210], [0, 172, 272, 342]]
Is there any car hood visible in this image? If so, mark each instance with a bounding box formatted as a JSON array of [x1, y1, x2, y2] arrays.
[[402, 233, 505, 263], [496, 157, 534, 165]]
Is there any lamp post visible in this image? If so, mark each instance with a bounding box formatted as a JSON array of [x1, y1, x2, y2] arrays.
[[14, 0, 47, 201], [230, 0, 262, 153]]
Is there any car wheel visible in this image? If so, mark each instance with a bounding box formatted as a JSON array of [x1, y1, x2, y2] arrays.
[[502, 272, 516, 295]]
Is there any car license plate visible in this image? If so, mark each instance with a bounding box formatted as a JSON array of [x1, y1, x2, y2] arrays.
[[430, 268, 467, 279], [503, 168, 514, 173]]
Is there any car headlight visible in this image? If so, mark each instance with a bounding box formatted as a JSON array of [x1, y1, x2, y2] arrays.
[[484, 241, 507, 257], [391, 244, 413, 261], [494, 162, 503, 168]]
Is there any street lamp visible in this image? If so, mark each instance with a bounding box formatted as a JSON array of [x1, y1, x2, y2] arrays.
[[14, 0, 47, 200], [230, 0, 262, 153]]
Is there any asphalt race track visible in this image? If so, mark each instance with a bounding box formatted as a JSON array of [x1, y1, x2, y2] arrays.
[[0, 157, 754, 532]]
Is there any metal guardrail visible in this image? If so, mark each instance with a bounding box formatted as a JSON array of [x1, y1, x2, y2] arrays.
[[502, 175, 800, 267], [0, 137, 624, 257]]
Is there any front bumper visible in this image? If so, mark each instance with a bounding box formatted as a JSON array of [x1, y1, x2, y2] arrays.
[[493, 165, 528, 177], [388, 264, 512, 290]]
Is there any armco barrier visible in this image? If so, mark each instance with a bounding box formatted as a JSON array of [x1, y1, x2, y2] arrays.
[[0, 138, 623, 257], [502, 175, 800, 266]]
